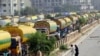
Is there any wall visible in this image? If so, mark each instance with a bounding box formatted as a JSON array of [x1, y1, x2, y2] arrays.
[[54, 19, 100, 48]]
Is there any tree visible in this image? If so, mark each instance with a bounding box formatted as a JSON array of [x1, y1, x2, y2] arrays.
[[55, 13, 62, 17], [62, 4, 80, 12], [79, 16, 87, 26], [54, 7, 62, 12], [14, 10, 19, 16], [45, 14, 54, 19], [20, 7, 39, 16], [28, 32, 56, 56]]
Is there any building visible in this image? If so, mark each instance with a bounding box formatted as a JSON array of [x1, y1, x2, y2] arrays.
[[80, 0, 94, 11], [32, 0, 66, 13], [0, 0, 32, 16], [91, 0, 100, 10], [66, 0, 94, 11], [32, 0, 94, 13]]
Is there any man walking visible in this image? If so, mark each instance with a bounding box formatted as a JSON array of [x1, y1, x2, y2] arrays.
[[75, 45, 79, 56]]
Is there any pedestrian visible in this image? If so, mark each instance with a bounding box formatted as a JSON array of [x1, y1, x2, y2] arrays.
[[75, 45, 79, 56], [70, 44, 75, 56], [22, 44, 27, 56]]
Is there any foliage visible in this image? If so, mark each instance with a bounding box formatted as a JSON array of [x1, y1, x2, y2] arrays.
[[54, 7, 62, 12], [45, 14, 54, 19], [59, 45, 68, 50], [5, 23, 10, 26], [14, 10, 19, 16], [20, 7, 39, 16], [79, 16, 87, 26], [28, 32, 56, 55], [62, 4, 80, 12], [55, 13, 62, 17]]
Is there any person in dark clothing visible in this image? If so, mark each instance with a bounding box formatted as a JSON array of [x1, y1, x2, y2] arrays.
[[75, 45, 79, 56]]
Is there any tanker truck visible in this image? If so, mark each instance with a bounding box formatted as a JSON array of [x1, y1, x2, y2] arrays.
[[34, 19, 61, 39], [0, 25, 36, 56]]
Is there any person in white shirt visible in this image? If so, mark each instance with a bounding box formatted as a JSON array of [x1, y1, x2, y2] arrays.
[[71, 44, 75, 56]]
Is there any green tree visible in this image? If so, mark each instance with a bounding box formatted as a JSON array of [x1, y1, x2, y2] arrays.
[[45, 14, 54, 19], [79, 16, 87, 26], [55, 13, 62, 17], [20, 7, 39, 16], [62, 4, 80, 12], [28, 32, 56, 56], [14, 10, 19, 16], [5, 23, 10, 26]]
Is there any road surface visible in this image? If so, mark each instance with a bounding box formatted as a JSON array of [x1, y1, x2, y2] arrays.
[[65, 25, 100, 56]]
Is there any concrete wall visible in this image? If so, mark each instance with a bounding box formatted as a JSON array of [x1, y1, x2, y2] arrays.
[[54, 20, 100, 48]]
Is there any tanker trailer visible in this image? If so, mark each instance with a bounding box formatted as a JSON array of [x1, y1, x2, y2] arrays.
[[4, 25, 37, 55], [24, 22, 34, 27], [1, 16, 12, 19], [52, 18, 67, 38], [63, 17, 72, 33], [82, 14, 89, 25], [84, 14, 89, 24], [31, 16, 38, 22], [78, 14, 89, 27], [0, 30, 11, 51], [0, 19, 11, 27], [12, 17, 19, 23], [19, 16, 31, 23], [37, 14, 45, 20], [68, 16, 79, 31], [95, 13, 100, 20], [89, 13, 96, 21], [4, 25, 37, 43], [34, 20, 60, 39], [0, 30, 19, 56]]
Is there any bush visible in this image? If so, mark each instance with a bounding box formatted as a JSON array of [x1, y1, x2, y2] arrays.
[[27, 32, 56, 55], [59, 45, 68, 50]]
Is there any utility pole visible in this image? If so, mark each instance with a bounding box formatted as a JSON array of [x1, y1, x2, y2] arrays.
[[18, 0, 21, 16], [0, 0, 2, 16], [10, 0, 14, 16], [10, 0, 15, 26]]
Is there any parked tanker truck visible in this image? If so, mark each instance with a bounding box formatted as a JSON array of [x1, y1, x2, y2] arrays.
[[0, 25, 37, 56]]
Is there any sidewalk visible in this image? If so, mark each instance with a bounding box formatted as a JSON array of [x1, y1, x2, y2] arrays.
[[61, 24, 100, 56]]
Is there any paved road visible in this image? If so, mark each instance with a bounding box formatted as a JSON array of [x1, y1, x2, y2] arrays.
[[65, 25, 100, 56]]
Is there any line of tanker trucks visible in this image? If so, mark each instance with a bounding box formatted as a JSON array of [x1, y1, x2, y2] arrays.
[[34, 12, 100, 39], [0, 12, 100, 56]]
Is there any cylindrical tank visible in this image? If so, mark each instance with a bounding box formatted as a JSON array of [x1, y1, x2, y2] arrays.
[[63, 17, 72, 26], [12, 17, 19, 23], [0, 19, 11, 27], [1, 16, 12, 19], [69, 12, 77, 15], [19, 16, 31, 22], [96, 13, 100, 18], [70, 16, 78, 24], [0, 30, 11, 51], [4, 25, 37, 43], [82, 14, 88, 21], [34, 20, 57, 33], [31, 16, 38, 20], [38, 14, 45, 20], [78, 14, 88, 25], [31, 16, 38, 22], [53, 19, 66, 29], [24, 22, 34, 27]]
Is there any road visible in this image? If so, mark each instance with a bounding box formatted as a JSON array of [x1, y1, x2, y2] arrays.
[[65, 25, 100, 56]]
